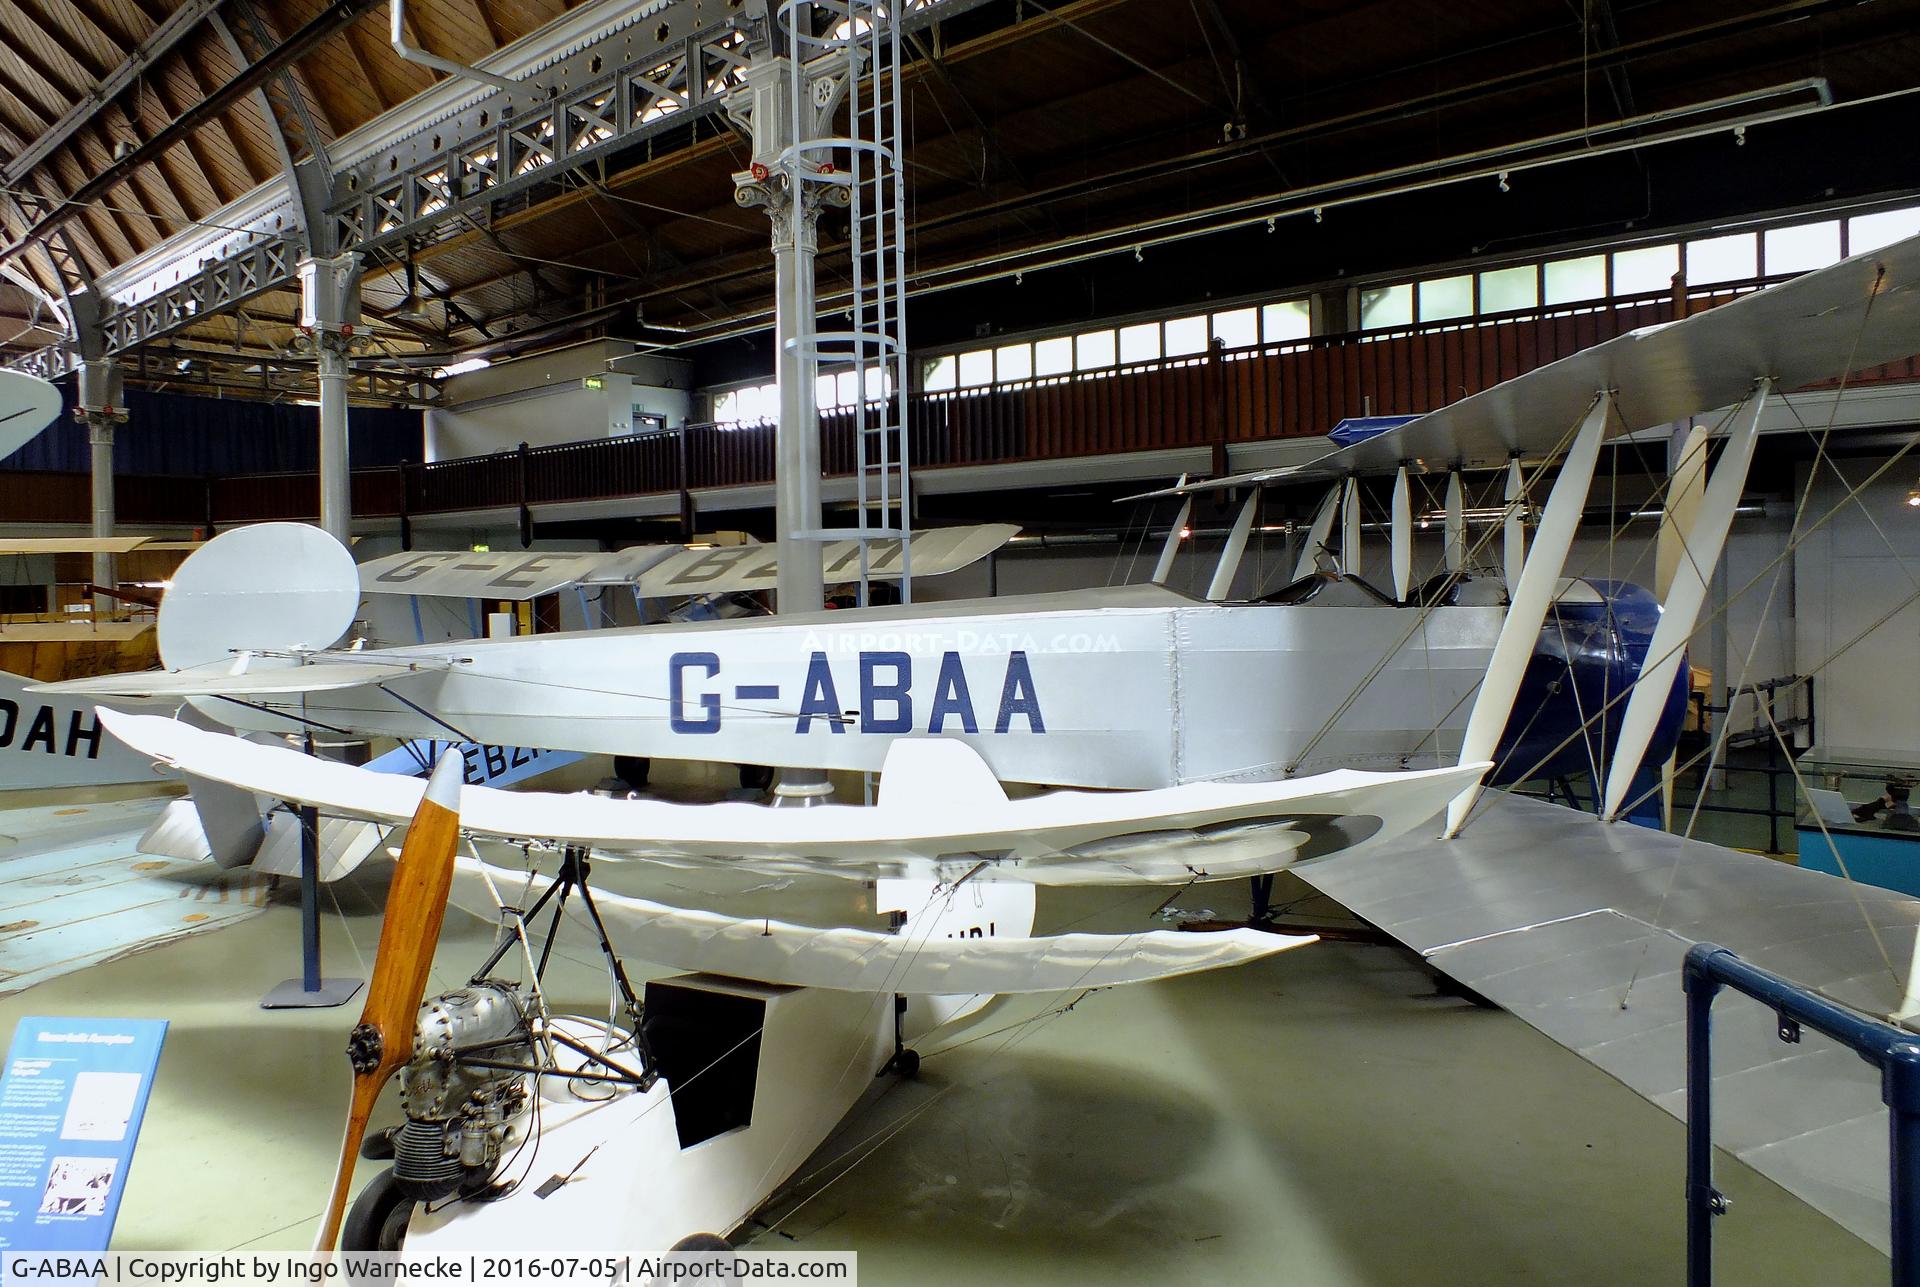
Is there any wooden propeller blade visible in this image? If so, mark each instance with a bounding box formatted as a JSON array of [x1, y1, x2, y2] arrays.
[[314, 749, 466, 1252]]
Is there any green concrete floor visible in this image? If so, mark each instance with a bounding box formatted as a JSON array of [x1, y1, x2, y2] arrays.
[[0, 824, 1888, 1284]]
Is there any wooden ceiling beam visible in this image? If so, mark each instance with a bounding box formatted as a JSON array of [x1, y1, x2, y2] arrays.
[[160, 56, 257, 200]]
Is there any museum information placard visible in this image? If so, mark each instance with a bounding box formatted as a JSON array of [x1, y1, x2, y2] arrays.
[[0, 1018, 166, 1251]]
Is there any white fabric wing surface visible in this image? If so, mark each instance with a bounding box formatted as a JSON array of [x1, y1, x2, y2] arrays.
[[450, 858, 1310, 993], [98, 709, 1484, 885], [34, 659, 451, 697]]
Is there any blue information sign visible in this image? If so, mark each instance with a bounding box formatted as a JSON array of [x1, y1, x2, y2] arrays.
[[0, 1017, 166, 1251]]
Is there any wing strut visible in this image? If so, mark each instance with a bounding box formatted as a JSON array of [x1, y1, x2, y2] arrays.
[[1444, 471, 1466, 573], [1601, 381, 1772, 820], [1206, 488, 1260, 601], [1503, 457, 1526, 584], [1445, 392, 1612, 837], [1153, 483, 1192, 585], [1391, 466, 1413, 601], [1341, 477, 1363, 577], [1292, 484, 1341, 582]]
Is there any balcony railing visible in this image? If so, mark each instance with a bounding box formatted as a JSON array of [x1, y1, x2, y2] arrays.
[[18, 279, 1919, 531]]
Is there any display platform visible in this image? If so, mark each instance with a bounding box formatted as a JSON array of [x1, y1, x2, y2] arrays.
[[0, 793, 269, 995]]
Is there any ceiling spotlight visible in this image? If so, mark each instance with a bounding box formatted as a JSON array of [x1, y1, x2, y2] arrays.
[[1133, 246, 1144, 263], [1734, 125, 1747, 147], [1312, 207, 1323, 224], [1265, 217, 1276, 233], [1497, 171, 1511, 194], [1907, 482, 1920, 508]]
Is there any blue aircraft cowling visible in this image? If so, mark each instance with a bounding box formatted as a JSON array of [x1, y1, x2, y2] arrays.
[[1489, 578, 1689, 793]]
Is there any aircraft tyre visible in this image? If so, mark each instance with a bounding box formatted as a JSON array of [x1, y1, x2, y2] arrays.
[[341, 1168, 414, 1251]]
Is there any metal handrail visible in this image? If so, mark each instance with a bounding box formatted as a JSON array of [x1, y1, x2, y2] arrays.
[[1684, 942, 1920, 1283]]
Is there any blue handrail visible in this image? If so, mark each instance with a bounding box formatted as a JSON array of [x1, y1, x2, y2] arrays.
[[1684, 942, 1920, 1283]]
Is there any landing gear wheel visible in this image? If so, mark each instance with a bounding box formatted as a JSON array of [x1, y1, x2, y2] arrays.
[[890, 1048, 920, 1079], [670, 1233, 732, 1251], [341, 1168, 414, 1251]]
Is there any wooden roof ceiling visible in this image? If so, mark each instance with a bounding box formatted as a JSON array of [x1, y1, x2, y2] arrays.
[[5, 0, 1920, 401]]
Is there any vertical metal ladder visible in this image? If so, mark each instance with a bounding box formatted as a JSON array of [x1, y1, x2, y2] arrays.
[[783, 0, 912, 606]]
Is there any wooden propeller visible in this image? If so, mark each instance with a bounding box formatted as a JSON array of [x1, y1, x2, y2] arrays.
[[314, 749, 466, 1252]]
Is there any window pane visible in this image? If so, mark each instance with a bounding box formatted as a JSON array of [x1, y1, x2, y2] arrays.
[[1262, 300, 1310, 342], [1074, 329, 1116, 370], [1118, 322, 1161, 364], [1544, 254, 1606, 304], [815, 373, 838, 408], [862, 365, 889, 403], [1211, 307, 1257, 348], [958, 349, 993, 388], [1850, 206, 1920, 254], [923, 355, 956, 392], [836, 370, 858, 406], [1359, 283, 1412, 329], [1765, 220, 1841, 274], [1034, 335, 1073, 376], [1478, 265, 1537, 313], [1687, 233, 1756, 285], [994, 342, 1032, 382], [1418, 274, 1473, 321], [1612, 243, 1678, 295], [1165, 314, 1208, 356], [713, 390, 737, 423]]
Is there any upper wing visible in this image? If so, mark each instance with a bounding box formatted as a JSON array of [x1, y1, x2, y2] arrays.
[[1291, 790, 1919, 1254], [450, 857, 1309, 994], [358, 524, 1020, 601], [96, 708, 1485, 886], [0, 536, 153, 555], [34, 657, 460, 697], [1134, 231, 1920, 498]]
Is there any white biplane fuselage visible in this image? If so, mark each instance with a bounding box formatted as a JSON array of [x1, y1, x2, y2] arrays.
[[188, 584, 1503, 789]]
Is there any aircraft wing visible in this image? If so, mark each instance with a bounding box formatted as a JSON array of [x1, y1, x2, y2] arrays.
[[450, 856, 1309, 994], [1290, 790, 1919, 1254], [0, 536, 154, 555], [357, 524, 1020, 601], [1134, 230, 1920, 498], [95, 709, 1484, 887], [34, 657, 459, 697]]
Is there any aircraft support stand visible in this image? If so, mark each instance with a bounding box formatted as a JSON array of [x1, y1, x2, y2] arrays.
[[262, 803, 365, 1009]]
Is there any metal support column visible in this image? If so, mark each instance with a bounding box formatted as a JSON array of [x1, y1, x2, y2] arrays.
[[730, 21, 846, 807], [74, 357, 125, 617], [298, 253, 360, 545]]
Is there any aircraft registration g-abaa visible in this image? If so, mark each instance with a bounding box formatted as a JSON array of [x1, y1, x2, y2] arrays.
[[56, 231, 1920, 1255]]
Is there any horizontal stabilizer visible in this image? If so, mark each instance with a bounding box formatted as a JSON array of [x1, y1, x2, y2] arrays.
[[450, 857, 1309, 993], [98, 709, 1486, 886]]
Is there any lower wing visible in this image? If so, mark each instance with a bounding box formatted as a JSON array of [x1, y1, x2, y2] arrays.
[[1292, 789, 1920, 1255]]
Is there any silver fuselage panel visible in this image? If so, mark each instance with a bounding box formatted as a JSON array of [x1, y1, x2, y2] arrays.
[[214, 586, 1500, 788]]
